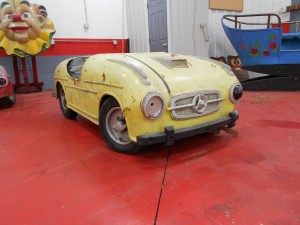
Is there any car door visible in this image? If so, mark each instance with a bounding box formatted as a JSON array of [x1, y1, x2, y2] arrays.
[[64, 57, 86, 114], [75, 61, 102, 123]]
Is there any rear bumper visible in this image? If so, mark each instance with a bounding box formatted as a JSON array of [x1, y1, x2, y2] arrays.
[[136, 111, 239, 146]]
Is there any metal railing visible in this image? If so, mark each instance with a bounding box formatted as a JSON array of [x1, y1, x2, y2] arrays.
[[223, 13, 281, 29], [223, 13, 300, 32]]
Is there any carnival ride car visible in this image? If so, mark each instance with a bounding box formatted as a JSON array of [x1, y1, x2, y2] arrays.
[[54, 53, 243, 154], [0, 65, 16, 106], [222, 13, 300, 76]]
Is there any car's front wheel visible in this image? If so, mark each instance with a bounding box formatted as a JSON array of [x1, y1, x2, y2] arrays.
[[58, 84, 77, 119], [99, 98, 142, 154]]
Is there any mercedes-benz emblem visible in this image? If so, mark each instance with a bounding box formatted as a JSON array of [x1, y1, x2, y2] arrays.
[[192, 94, 208, 114]]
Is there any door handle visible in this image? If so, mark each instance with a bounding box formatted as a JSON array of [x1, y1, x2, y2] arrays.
[[162, 43, 168, 47]]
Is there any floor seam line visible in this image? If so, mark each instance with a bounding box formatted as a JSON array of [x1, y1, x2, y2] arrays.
[[153, 147, 171, 225]]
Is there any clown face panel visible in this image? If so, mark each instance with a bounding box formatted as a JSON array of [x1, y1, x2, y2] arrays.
[[0, 0, 55, 57], [0, 0, 45, 44]]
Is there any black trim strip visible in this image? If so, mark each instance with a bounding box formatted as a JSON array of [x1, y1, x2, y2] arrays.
[[137, 111, 239, 146], [122, 54, 171, 95]]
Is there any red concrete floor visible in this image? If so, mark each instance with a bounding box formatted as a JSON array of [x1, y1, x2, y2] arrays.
[[0, 91, 300, 225]]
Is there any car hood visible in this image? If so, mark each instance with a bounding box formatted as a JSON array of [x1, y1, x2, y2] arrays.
[[108, 52, 238, 97]]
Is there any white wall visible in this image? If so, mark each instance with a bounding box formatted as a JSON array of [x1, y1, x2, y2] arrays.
[[168, 0, 209, 57], [126, 0, 150, 52], [34, 0, 290, 57], [126, 0, 210, 56], [35, 0, 128, 39], [208, 0, 291, 58]]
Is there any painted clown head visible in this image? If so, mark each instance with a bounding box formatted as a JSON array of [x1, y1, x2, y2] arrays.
[[0, 0, 55, 57]]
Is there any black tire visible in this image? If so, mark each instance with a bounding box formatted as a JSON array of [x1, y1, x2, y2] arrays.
[[58, 84, 77, 119], [3, 92, 16, 106], [99, 98, 142, 154]]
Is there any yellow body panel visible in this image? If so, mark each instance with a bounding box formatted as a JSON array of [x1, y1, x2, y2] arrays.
[[54, 53, 240, 142]]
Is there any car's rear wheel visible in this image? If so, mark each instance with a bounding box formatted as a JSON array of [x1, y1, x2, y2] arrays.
[[99, 98, 142, 154], [58, 84, 77, 119], [3, 92, 16, 106]]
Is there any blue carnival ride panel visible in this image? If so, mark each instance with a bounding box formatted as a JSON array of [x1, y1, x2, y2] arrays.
[[222, 22, 282, 65], [222, 14, 300, 67]]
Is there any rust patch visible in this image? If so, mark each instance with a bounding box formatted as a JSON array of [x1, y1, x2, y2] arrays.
[[102, 73, 106, 81], [250, 94, 283, 104], [122, 107, 131, 117], [131, 96, 136, 103], [250, 96, 270, 104]]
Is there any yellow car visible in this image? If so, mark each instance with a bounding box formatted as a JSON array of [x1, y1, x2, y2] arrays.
[[54, 53, 243, 154]]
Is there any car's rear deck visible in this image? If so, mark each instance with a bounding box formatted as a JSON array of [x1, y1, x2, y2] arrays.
[[0, 91, 300, 225]]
